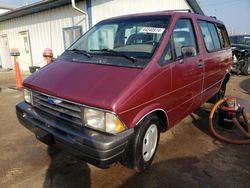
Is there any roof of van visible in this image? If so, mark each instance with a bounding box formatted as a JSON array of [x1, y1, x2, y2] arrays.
[[101, 10, 224, 25]]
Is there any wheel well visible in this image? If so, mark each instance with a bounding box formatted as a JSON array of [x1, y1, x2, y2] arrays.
[[224, 73, 230, 84], [153, 110, 168, 132]]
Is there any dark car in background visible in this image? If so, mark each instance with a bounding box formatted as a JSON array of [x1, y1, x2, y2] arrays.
[[230, 35, 250, 75], [230, 35, 250, 46]]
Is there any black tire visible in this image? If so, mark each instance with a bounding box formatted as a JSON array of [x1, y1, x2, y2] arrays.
[[241, 61, 250, 75], [122, 114, 160, 172], [208, 81, 227, 104], [48, 145, 61, 155]]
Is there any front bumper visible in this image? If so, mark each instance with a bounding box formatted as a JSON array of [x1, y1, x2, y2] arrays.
[[16, 101, 134, 168]]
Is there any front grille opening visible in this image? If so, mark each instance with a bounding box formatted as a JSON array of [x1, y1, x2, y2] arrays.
[[32, 92, 83, 128]]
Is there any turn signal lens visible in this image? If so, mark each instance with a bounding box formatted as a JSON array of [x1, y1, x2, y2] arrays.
[[106, 113, 126, 134]]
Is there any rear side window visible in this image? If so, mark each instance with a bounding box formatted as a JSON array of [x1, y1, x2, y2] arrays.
[[198, 21, 222, 52], [216, 25, 230, 48], [172, 18, 198, 58]]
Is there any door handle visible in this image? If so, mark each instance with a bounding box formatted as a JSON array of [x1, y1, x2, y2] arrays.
[[198, 60, 204, 67]]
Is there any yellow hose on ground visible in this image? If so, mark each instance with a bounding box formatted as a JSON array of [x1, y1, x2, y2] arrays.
[[209, 99, 250, 144]]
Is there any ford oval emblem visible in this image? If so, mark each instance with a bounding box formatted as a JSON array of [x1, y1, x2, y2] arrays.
[[47, 97, 62, 105]]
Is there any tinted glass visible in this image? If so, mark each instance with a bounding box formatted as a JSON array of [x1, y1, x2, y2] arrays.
[[199, 21, 222, 52]]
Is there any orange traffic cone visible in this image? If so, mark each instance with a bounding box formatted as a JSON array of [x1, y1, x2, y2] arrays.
[[14, 56, 23, 88], [10, 48, 22, 89]]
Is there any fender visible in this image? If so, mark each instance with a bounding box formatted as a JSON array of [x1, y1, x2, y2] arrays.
[[130, 103, 169, 129]]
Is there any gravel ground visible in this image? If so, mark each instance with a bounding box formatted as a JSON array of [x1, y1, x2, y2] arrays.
[[0, 71, 249, 188]]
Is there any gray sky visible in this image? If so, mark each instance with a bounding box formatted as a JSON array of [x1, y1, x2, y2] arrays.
[[2, 0, 250, 35], [199, 0, 250, 35]]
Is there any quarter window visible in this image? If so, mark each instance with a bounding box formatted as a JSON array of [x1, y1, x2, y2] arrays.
[[172, 19, 198, 58], [216, 25, 230, 48]]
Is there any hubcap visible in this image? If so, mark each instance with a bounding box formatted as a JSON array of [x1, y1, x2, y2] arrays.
[[142, 124, 158, 162]]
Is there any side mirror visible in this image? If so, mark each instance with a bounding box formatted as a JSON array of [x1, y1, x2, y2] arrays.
[[181, 46, 197, 58]]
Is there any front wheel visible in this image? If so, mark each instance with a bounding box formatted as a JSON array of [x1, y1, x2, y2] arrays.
[[123, 114, 160, 172]]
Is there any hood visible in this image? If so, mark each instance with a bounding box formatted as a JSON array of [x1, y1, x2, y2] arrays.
[[24, 60, 142, 111]]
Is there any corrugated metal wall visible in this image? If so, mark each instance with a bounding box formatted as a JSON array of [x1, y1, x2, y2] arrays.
[[91, 0, 191, 25], [0, 2, 87, 71]]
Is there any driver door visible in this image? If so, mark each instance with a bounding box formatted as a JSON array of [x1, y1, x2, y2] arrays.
[[168, 18, 204, 124]]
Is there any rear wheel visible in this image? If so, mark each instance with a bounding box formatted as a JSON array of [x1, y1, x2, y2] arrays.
[[122, 114, 160, 172]]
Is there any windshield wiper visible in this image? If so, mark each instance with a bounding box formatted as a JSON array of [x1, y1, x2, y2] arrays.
[[90, 49, 137, 63], [66, 49, 92, 58]]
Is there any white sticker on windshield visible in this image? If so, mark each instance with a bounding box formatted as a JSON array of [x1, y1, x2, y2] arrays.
[[139, 27, 165, 34]]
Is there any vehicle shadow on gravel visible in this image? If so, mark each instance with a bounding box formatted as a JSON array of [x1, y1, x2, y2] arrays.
[[120, 146, 250, 188], [190, 105, 212, 136], [43, 146, 91, 188], [239, 77, 250, 94]]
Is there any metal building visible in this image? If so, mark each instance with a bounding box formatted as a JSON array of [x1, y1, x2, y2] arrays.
[[0, 0, 203, 71]]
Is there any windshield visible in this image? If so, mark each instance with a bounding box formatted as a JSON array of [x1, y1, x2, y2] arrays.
[[66, 15, 171, 68], [230, 35, 250, 46]]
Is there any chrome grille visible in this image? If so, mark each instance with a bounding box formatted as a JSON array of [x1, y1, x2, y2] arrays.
[[32, 92, 83, 126]]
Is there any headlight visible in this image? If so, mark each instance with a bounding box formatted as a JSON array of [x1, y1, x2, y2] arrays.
[[84, 108, 126, 134], [23, 88, 33, 104], [84, 108, 105, 131]]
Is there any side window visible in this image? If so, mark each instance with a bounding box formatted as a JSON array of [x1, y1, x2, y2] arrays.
[[199, 21, 214, 51], [216, 25, 230, 48], [198, 21, 222, 52], [207, 23, 221, 50], [159, 42, 173, 66], [172, 19, 198, 58]]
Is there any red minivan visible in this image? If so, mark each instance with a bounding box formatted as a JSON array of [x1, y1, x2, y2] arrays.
[[16, 10, 231, 172]]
